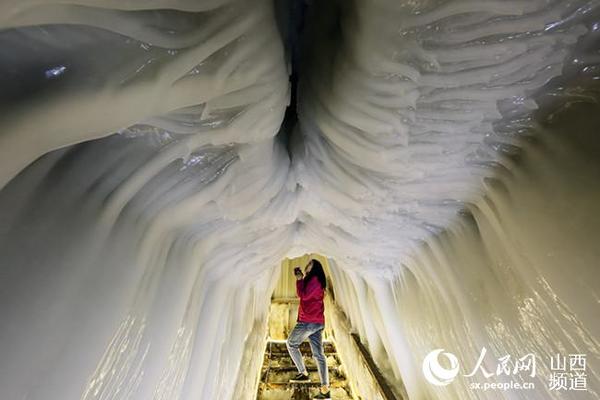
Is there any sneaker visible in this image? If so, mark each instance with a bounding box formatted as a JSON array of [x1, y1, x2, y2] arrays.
[[290, 372, 310, 383], [314, 391, 331, 399]]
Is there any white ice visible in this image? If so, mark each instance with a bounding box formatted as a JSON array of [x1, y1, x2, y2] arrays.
[[0, 0, 598, 399]]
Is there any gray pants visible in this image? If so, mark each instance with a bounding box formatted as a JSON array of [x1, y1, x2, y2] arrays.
[[286, 322, 329, 386]]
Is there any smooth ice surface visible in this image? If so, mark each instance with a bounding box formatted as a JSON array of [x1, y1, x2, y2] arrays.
[[0, 0, 599, 399]]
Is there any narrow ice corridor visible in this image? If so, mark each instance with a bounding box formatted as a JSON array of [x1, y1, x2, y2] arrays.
[[0, 1, 599, 400]]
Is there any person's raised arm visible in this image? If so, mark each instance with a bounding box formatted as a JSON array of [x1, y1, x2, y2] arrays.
[[294, 266, 304, 298]]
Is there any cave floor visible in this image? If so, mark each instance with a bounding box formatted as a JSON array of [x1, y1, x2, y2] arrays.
[[256, 340, 354, 400]]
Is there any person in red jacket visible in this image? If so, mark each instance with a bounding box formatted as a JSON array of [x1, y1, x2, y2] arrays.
[[286, 259, 330, 399]]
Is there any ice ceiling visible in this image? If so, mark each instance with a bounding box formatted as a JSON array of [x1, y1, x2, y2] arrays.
[[0, 0, 599, 399]]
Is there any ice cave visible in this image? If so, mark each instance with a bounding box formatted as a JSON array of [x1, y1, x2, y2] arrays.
[[0, 0, 599, 399]]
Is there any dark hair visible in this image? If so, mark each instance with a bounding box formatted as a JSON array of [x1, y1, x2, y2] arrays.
[[305, 259, 327, 289]]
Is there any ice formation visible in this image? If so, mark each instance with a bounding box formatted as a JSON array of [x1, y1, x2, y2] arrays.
[[0, 0, 599, 399]]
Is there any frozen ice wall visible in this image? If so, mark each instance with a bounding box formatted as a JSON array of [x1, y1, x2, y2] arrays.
[[296, 1, 600, 398], [0, 1, 292, 399], [0, 0, 599, 399]]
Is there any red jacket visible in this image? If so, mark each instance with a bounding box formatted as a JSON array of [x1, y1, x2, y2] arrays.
[[296, 275, 325, 324]]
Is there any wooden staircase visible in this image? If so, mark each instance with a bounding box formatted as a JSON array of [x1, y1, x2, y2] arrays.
[[256, 340, 354, 400]]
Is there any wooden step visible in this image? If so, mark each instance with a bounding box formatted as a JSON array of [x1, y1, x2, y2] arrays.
[[256, 340, 353, 400]]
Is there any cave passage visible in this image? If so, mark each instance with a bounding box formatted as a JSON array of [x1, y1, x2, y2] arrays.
[[0, 1, 599, 400], [257, 254, 406, 400]]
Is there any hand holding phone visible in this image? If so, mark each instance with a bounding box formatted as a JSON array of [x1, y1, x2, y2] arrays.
[[294, 267, 303, 279]]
